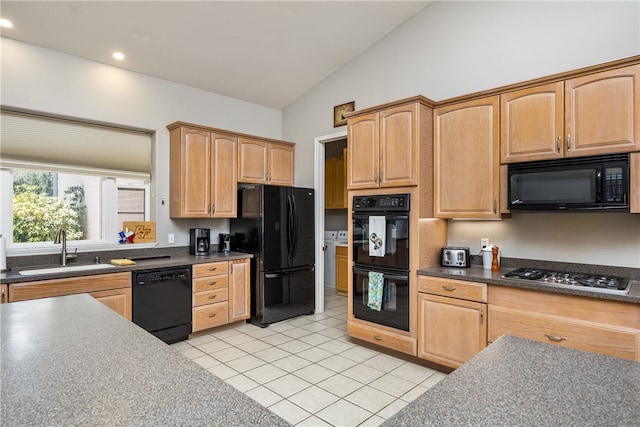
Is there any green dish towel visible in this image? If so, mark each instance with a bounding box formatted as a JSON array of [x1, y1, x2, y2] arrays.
[[367, 271, 384, 311]]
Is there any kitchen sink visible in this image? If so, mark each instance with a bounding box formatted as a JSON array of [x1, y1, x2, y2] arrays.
[[18, 264, 116, 276]]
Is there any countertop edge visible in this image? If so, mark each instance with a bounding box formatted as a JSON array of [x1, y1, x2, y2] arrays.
[[417, 265, 640, 303], [1, 252, 253, 284]]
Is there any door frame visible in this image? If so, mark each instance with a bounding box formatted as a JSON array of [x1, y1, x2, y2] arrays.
[[314, 129, 347, 314]]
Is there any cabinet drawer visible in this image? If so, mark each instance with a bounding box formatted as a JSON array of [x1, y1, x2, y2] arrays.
[[193, 274, 228, 292], [489, 305, 639, 361], [193, 288, 228, 307], [193, 262, 228, 278], [418, 276, 487, 302], [348, 321, 416, 356], [193, 302, 229, 332]]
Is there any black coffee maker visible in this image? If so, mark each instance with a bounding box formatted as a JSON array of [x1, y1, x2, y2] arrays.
[[189, 228, 210, 255], [218, 233, 230, 253]]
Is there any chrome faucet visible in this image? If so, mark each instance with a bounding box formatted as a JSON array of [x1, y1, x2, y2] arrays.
[[54, 228, 77, 266]]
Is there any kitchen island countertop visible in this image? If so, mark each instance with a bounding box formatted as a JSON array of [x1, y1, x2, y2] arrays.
[[383, 334, 640, 426], [0, 293, 288, 426]]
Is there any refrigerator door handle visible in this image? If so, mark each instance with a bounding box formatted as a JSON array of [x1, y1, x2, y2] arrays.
[[291, 194, 298, 257]]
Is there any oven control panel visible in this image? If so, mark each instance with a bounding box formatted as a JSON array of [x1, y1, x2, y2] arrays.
[[353, 194, 410, 212]]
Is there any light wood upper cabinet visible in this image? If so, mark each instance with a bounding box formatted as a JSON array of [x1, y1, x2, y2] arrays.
[[347, 112, 379, 189], [169, 126, 237, 218], [565, 64, 639, 156], [502, 65, 640, 163], [434, 96, 501, 218], [325, 155, 347, 209], [347, 101, 424, 189], [238, 138, 294, 186], [501, 82, 565, 163]]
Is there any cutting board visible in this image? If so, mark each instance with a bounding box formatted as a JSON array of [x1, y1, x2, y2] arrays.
[[123, 221, 156, 243]]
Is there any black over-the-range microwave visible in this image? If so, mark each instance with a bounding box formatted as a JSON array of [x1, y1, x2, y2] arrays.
[[508, 153, 630, 212]]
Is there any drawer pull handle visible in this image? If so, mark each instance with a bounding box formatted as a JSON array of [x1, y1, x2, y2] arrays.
[[208, 267, 218, 271], [442, 285, 457, 291], [374, 335, 383, 341], [545, 334, 566, 342], [208, 295, 218, 300], [207, 281, 217, 286]]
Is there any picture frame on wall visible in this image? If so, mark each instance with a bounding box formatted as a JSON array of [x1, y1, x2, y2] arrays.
[[333, 101, 355, 127]]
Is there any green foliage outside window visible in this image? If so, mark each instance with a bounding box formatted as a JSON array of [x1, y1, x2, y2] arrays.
[[13, 184, 83, 243]]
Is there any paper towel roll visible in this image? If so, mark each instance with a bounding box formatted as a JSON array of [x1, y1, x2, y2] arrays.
[[0, 235, 6, 271]]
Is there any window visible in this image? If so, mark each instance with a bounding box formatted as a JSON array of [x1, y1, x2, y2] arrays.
[[0, 109, 152, 253]]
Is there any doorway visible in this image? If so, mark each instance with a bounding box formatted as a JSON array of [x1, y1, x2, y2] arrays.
[[313, 130, 347, 314]]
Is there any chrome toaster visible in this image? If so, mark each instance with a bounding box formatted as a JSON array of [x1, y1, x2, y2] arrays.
[[441, 246, 471, 268]]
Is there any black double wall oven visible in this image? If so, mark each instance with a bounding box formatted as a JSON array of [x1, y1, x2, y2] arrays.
[[351, 194, 410, 332]]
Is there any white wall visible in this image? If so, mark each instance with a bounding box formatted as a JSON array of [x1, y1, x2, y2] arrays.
[[1, 38, 282, 248], [283, 1, 640, 268]]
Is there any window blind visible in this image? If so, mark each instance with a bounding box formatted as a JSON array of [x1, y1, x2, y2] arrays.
[[0, 110, 151, 179]]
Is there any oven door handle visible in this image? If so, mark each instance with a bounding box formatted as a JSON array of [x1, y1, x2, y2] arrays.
[[352, 267, 408, 281], [352, 214, 409, 221]]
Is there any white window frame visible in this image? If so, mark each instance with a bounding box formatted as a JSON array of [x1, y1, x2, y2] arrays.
[[1, 167, 154, 256]]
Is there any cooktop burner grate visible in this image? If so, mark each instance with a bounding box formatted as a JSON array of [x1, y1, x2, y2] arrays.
[[503, 268, 629, 293]]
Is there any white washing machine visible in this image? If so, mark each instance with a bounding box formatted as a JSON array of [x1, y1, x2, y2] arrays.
[[324, 230, 348, 287]]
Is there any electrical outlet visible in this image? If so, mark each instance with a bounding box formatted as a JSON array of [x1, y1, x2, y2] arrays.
[[481, 238, 489, 249], [168, 233, 175, 244]]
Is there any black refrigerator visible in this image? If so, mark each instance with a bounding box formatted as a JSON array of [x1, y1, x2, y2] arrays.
[[230, 185, 315, 327]]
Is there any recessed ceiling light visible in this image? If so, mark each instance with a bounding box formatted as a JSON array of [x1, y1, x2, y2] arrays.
[[112, 52, 125, 61], [0, 18, 13, 28]]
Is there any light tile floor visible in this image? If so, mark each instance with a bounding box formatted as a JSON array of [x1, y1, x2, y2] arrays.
[[172, 289, 447, 426]]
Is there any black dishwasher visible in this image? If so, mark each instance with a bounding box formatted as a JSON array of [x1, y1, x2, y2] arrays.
[[132, 267, 192, 344]]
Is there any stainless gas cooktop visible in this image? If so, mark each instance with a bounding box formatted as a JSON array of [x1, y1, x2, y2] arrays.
[[502, 268, 630, 295]]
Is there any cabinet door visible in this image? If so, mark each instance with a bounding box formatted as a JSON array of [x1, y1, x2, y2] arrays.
[[565, 64, 640, 156], [1, 284, 7, 304], [325, 157, 337, 208], [269, 143, 295, 186], [89, 288, 132, 320], [501, 82, 564, 163], [418, 293, 487, 369], [211, 133, 237, 218], [434, 96, 500, 218], [380, 103, 419, 187], [348, 112, 379, 189], [238, 138, 268, 183], [229, 259, 250, 323], [170, 128, 211, 218], [335, 245, 348, 293], [268, 143, 295, 187]]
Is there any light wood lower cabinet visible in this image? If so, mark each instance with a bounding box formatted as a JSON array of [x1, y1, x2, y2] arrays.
[[489, 305, 639, 361], [488, 285, 640, 361], [7, 272, 132, 319], [89, 288, 132, 321], [417, 277, 487, 369], [192, 259, 250, 332], [229, 259, 250, 323], [335, 245, 348, 294], [347, 321, 417, 356], [1, 284, 8, 303]]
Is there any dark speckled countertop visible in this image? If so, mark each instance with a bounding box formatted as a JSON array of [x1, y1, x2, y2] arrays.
[[1, 247, 253, 284], [383, 335, 640, 426], [418, 258, 640, 304], [0, 293, 288, 426]]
